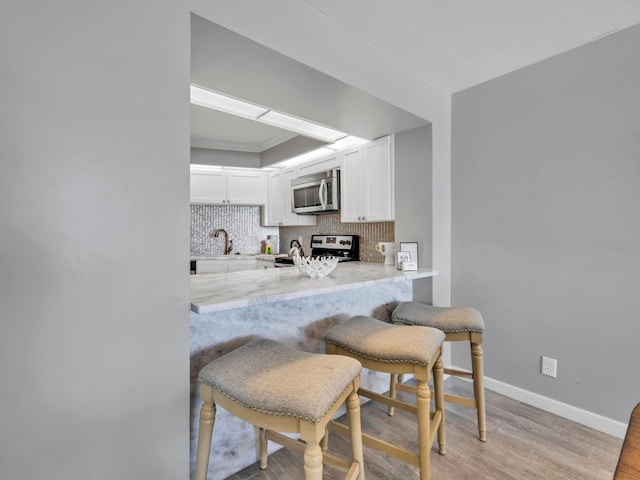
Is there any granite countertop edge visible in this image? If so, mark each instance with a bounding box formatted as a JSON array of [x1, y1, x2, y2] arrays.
[[190, 262, 438, 315]]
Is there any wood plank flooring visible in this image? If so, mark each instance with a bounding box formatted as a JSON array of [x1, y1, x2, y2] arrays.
[[225, 377, 623, 480]]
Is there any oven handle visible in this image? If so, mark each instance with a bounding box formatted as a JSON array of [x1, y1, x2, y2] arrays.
[[320, 179, 327, 209]]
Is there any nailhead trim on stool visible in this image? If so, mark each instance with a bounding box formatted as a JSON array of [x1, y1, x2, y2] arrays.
[[392, 302, 487, 442], [324, 316, 446, 480], [194, 338, 366, 480]]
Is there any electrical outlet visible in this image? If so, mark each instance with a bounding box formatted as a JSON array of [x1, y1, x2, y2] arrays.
[[541, 356, 557, 378]]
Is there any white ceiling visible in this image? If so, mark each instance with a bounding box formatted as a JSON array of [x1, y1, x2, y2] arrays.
[[190, 104, 297, 152], [191, 1, 640, 153]]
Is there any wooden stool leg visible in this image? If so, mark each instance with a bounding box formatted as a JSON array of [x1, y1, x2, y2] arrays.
[[320, 428, 329, 451], [302, 441, 323, 480], [259, 427, 268, 469], [472, 339, 487, 441], [434, 348, 446, 454], [415, 379, 431, 480], [194, 385, 216, 480], [388, 373, 398, 416], [346, 388, 365, 480]]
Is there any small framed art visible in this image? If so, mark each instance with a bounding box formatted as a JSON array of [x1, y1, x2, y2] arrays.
[[396, 251, 411, 270], [399, 242, 419, 268]]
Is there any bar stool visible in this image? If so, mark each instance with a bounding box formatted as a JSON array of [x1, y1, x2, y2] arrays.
[[194, 338, 365, 480], [324, 316, 446, 480], [392, 302, 486, 441]]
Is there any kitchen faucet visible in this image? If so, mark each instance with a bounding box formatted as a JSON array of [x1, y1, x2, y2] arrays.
[[212, 228, 233, 255]]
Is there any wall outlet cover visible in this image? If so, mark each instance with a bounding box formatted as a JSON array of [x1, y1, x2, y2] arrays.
[[541, 356, 557, 378]]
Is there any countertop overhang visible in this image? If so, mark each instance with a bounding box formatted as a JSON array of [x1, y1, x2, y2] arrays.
[[190, 262, 437, 314]]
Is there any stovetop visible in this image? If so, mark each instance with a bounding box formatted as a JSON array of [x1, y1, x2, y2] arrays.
[[275, 234, 359, 265], [309, 234, 359, 260]]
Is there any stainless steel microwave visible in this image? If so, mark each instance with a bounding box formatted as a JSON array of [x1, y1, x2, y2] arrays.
[[291, 169, 340, 214]]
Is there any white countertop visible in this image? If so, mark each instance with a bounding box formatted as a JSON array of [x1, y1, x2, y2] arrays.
[[190, 262, 437, 314]]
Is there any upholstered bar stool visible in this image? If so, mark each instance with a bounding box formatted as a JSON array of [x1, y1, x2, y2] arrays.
[[194, 338, 365, 480], [392, 302, 486, 442], [324, 316, 446, 480]]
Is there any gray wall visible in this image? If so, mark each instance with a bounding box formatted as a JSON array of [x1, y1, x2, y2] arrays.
[[260, 136, 327, 167], [451, 25, 640, 422], [1, 2, 190, 478], [395, 125, 433, 304], [190, 13, 428, 142], [191, 147, 260, 167]]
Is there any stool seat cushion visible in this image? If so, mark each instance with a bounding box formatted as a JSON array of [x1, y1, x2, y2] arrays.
[[198, 338, 361, 424], [324, 316, 444, 368], [392, 302, 484, 333]]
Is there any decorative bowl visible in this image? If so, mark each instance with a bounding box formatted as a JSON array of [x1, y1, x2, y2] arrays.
[[293, 255, 339, 279]]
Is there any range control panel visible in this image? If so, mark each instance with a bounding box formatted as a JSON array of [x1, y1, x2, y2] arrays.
[[310, 235, 356, 250], [309, 234, 359, 261]]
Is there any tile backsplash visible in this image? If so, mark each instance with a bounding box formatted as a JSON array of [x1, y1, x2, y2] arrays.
[[190, 206, 394, 262], [279, 214, 394, 263], [191, 205, 278, 256]]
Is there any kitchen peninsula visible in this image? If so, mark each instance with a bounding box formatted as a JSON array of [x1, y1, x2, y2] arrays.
[[190, 262, 437, 479]]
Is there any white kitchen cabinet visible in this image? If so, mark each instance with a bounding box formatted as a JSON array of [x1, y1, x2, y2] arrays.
[[265, 169, 316, 227], [266, 170, 284, 225], [296, 153, 339, 177], [256, 259, 276, 269], [227, 259, 258, 272], [190, 168, 226, 204], [196, 258, 257, 274], [225, 169, 266, 204], [340, 136, 394, 223], [190, 166, 266, 205], [196, 260, 229, 274]]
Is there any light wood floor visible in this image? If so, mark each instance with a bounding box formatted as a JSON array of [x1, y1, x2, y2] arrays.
[[226, 377, 623, 480]]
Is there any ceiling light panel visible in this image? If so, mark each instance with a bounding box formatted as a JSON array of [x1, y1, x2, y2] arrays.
[[258, 110, 348, 143], [190, 85, 268, 119], [327, 135, 369, 150], [270, 147, 335, 169]]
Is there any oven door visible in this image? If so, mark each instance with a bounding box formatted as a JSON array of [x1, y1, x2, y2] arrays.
[[292, 180, 323, 214], [274, 257, 296, 267]]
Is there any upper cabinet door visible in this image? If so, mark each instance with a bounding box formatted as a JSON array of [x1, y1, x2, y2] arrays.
[[340, 136, 394, 223], [340, 147, 365, 222], [296, 154, 339, 177], [266, 170, 285, 226], [363, 136, 394, 222], [190, 169, 226, 204], [225, 169, 266, 205], [190, 167, 266, 205]]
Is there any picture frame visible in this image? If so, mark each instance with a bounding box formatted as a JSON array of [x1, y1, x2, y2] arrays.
[[396, 251, 411, 270], [399, 242, 419, 268]]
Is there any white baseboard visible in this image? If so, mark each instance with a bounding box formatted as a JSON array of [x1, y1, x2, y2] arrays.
[[451, 367, 628, 439]]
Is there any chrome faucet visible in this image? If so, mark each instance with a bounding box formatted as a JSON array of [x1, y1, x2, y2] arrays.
[[212, 228, 233, 255]]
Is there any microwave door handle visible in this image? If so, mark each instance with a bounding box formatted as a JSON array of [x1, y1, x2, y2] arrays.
[[320, 180, 327, 208]]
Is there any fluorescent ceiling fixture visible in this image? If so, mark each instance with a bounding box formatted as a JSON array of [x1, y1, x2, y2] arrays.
[[258, 111, 348, 143], [190, 84, 349, 144], [270, 147, 335, 169], [266, 135, 372, 170], [189, 164, 224, 173], [326, 135, 368, 151], [190, 85, 268, 118], [191, 164, 268, 172]]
